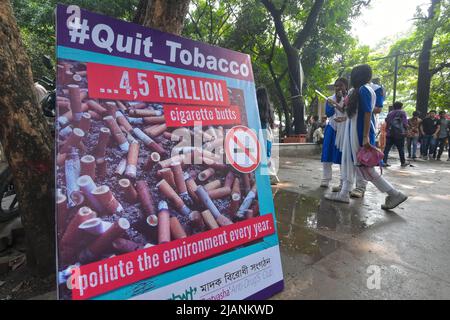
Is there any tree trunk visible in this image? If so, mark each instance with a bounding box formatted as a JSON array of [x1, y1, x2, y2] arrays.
[[133, 0, 190, 35], [0, 1, 54, 275], [268, 62, 292, 135], [416, 0, 441, 116], [286, 48, 306, 134], [416, 37, 433, 117]]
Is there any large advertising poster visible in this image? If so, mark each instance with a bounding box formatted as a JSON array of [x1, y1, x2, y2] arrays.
[[55, 4, 283, 300]]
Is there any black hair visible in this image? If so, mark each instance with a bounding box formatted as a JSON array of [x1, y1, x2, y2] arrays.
[[313, 115, 319, 121], [429, 110, 437, 114], [347, 64, 373, 118], [393, 102, 403, 110], [256, 86, 275, 129], [413, 111, 420, 117], [439, 110, 446, 115], [335, 77, 349, 90]]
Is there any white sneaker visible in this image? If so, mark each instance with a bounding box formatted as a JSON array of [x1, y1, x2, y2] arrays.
[[320, 179, 330, 188], [331, 185, 342, 192], [350, 187, 366, 198], [324, 192, 350, 203], [381, 192, 408, 210]]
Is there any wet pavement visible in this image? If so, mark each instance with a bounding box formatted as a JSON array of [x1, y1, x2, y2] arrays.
[[272, 155, 450, 300]]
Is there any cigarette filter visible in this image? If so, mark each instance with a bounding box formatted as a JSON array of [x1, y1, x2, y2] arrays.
[[115, 100, 127, 112], [125, 142, 140, 179], [237, 184, 257, 218], [129, 109, 162, 117], [87, 100, 107, 116], [158, 168, 176, 189], [208, 186, 231, 200], [115, 111, 133, 133], [203, 179, 221, 192], [80, 155, 96, 180], [96, 157, 107, 179], [60, 128, 84, 154], [157, 201, 171, 244], [143, 116, 166, 125], [132, 128, 166, 155], [61, 206, 97, 248], [65, 150, 80, 207], [94, 127, 111, 159], [103, 116, 129, 152], [115, 158, 127, 176], [170, 216, 187, 239], [189, 210, 205, 229], [135, 180, 155, 217], [144, 123, 167, 138], [77, 112, 91, 133], [171, 162, 187, 194], [224, 172, 235, 189], [112, 238, 140, 253], [77, 175, 102, 212], [162, 131, 181, 142], [92, 185, 124, 216], [184, 172, 199, 203], [68, 85, 82, 122], [157, 179, 191, 216], [144, 152, 161, 171], [84, 218, 130, 260], [201, 210, 219, 230], [198, 168, 215, 182], [78, 218, 112, 235], [118, 178, 138, 203], [88, 110, 102, 121]]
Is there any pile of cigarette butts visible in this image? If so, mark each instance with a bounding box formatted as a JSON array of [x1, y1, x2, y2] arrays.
[[56, 60, 260, 270]]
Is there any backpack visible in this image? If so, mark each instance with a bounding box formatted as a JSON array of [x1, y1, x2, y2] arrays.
[[389, 114, 406, 137]]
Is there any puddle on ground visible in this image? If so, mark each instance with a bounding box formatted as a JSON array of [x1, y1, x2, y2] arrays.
[[272, 188, 389, 261]]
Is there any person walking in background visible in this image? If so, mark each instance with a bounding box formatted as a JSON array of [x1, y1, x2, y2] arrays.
[[309, 115, 320, 143], [420, 110, 440, 160], [320, 78, 348, 188], [326, 64, 407, 209], [256, 87, 280, 184], [383, 102, 409, 167], [433, 111, 449, 161], [407, 111, 422, 160]]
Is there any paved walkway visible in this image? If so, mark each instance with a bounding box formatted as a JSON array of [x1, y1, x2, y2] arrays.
[[272, 155, 450, 299]]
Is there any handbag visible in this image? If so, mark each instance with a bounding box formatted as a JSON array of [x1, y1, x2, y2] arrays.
[[357, 145, 384, 167]]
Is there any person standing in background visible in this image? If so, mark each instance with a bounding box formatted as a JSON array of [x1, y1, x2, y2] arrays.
[[256, 87, 280, 184], [383, 102, 409, 167], [407, 111, 422, 160], [320, 78, 348, 188], [420, 110, 440, 160], [433, 111, 449, 161]]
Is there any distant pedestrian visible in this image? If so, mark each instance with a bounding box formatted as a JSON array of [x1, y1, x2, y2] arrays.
[[420, 110, 440, 160], [309, 115, 320, 143], [407, 111, 422, 160], [383, 102, 409, 167], [433, 111, 449, 161], [326, 64, 407, 210]]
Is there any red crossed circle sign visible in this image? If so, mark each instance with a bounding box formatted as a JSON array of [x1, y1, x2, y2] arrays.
[[225, 125, 261, 173]]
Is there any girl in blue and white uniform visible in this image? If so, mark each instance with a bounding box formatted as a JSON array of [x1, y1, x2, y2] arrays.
[[320, 78, 348, 188]]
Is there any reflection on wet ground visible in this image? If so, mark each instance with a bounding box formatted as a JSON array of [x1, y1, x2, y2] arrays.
[[272, 188, 394, 263]]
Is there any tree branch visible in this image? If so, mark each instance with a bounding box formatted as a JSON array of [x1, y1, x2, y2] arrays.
[[261, 0, 292, 51], [402, 64, 419, 70], [431, 61, 450, 75], [293, 0, 325, 49]]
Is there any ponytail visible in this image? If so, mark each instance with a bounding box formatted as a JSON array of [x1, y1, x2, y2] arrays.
[[346, 64, 373, 118]]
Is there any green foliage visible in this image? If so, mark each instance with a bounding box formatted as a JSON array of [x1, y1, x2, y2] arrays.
[[11, 0, 139, 80]]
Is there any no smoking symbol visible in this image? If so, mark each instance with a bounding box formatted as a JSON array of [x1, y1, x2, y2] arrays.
[[225, 125, 261, 173]]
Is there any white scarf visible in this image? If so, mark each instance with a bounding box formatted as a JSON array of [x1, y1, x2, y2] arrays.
[[341, 84, 376, 185]]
